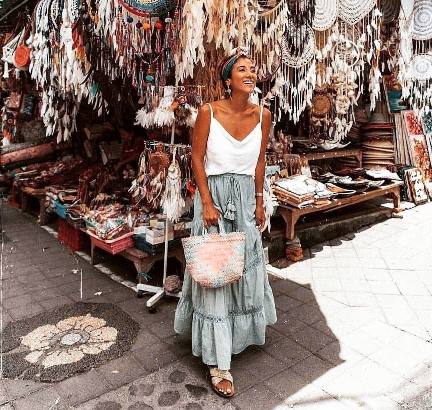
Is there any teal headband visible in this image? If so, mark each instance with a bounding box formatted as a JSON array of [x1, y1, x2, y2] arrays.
[[221, 54, 242, 81]]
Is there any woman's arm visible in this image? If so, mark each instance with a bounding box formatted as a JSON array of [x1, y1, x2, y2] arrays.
[[255, 107, 272, 229], [191, 104, 220, 227]]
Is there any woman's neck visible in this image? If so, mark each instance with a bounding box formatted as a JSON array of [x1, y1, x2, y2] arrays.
[[227, 93, 250, 112]]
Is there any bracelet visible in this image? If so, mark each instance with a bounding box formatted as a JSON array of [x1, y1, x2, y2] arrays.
[[255, 192, 264, 197]]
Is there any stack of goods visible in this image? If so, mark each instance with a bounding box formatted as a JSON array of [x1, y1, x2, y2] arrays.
[[362, 118, 395, 169], [84, 203, 132, 241], [273, 175, 334, 208], [45, 186, 77, 214], [133, 214, 192, 255]]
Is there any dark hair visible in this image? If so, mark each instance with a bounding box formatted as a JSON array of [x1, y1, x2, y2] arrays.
[[218, 53, 254, 91]]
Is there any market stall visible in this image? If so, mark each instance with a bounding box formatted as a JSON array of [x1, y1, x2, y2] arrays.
[[1, 0, 432, 295]]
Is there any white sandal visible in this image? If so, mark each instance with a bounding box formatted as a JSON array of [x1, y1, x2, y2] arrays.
[[209, 367, 235, 398]]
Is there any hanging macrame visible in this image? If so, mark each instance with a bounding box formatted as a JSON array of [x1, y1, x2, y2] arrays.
[[311, 0, 382, 143], [313, 0, 338, 32], [175, 0, 207, 83], [399, 0, 432, 115], [268, 24, 316, 123], [407, 53, 432, 115], [175, 0, 258, 84], [251, 0, 289, 82]]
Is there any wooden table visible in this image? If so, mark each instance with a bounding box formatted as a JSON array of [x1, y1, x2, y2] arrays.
[[277, 182, 402, 242], [299, 147, 363, 167], [21, 187, 48, 225], [120, 246, 185, 277]]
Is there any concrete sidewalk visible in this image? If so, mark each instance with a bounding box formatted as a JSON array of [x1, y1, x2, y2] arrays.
[[1, 201, 432, 409]]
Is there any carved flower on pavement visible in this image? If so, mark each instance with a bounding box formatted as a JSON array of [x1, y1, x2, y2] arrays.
[[21, 314, 118, 368]]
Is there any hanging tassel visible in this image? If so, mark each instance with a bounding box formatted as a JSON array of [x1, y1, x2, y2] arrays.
[[162, 148, 185, 223]]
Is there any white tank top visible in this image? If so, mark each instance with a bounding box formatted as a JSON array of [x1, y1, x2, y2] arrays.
[[204, 103, 263, 176]]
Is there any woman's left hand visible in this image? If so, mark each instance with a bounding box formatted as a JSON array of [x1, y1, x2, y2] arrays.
[[255, 204, 266, 231]]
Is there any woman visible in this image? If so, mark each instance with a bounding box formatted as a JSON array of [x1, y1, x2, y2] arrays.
[[174, 49, 277, 397]]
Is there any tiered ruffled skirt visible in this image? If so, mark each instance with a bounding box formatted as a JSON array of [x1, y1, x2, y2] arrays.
[[174, 174, 277, 370]]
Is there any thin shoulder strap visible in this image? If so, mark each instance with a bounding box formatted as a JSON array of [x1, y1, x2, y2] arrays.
[[207, 103, 214, 117], [259, 105, 264, 123]]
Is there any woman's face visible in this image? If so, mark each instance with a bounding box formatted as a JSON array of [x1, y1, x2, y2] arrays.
[[227, 57, 257, 95]]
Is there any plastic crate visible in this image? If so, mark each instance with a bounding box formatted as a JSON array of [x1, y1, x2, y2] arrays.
[[54, 201, 69, 219], [88, 231, 134, 255], [58, 219, 85, 252]]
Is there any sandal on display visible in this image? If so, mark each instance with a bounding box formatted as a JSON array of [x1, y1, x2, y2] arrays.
[[209, 367, 235, 398]]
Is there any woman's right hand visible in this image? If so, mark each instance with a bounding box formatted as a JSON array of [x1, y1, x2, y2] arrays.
[[202, 202, 221, 228]]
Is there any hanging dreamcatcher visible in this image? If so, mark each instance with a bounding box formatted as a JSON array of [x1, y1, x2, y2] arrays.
[[95, 0, 177, 98], [267, 24, 316, 123], [399, 0, 432, 115], [310, 0, 382, 143], [263, 0, 316, 123]]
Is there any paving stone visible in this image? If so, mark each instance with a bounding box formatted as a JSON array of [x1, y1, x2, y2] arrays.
[[290, 326, 336, 353], [233, 349, 285, 382], [168, 370, 187, 384], [185, 404, 203, 410], [232, 384, 284, 409], [261, 337, 311, 366], [271, 312, 308, 336], [157, 390, 180, 406], [38, 295, 75, 310], [290, 354, 336, 382], [138, 383, 155, 396], [184, 384, 208, 399], [274, 294, 304, 312], [127, 402, 153, 410], [2, 379, 44, 401], [264, 368, 309, 398], [94, 401, 122, 410], [0, 381, 10, 405], [13, 387, 67, 410], [55, 369, 112, 406], [132, 342, 178, 373], [96, 353, 149, 389]]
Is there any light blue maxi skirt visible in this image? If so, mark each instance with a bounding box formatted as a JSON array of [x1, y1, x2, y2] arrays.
[[174, 173, 277, 370]]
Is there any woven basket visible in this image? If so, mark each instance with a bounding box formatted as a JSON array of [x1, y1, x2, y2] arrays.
[[182, 222, 246, 288], [312, 93, 332, 117]]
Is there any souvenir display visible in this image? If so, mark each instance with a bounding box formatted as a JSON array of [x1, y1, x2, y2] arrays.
[[1, 0, 432, 306], [312, 2, 382, 142]]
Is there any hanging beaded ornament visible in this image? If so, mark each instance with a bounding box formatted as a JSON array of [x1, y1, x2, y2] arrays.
[[118, 0, 176, 16]]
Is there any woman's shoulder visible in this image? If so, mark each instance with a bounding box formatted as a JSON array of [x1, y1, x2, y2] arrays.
[[261, 106, 272, 121]]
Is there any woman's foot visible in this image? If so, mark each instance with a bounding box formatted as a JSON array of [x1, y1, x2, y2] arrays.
[[209, 367, 235, 397]]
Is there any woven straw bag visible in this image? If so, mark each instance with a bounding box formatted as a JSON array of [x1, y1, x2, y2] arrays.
[[182, 221, 246, 288]]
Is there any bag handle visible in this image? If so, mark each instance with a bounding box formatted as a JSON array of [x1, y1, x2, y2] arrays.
[[202, 219, 226, 236]]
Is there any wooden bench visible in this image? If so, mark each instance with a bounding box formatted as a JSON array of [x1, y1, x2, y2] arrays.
[[21, 187, 48, 225], [89, 236, 185, 275], [277, 182, 402, 243], [299, 147, 363, 167]]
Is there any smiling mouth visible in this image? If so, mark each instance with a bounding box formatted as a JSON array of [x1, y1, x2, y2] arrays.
[[243, 80, 254, 85]]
